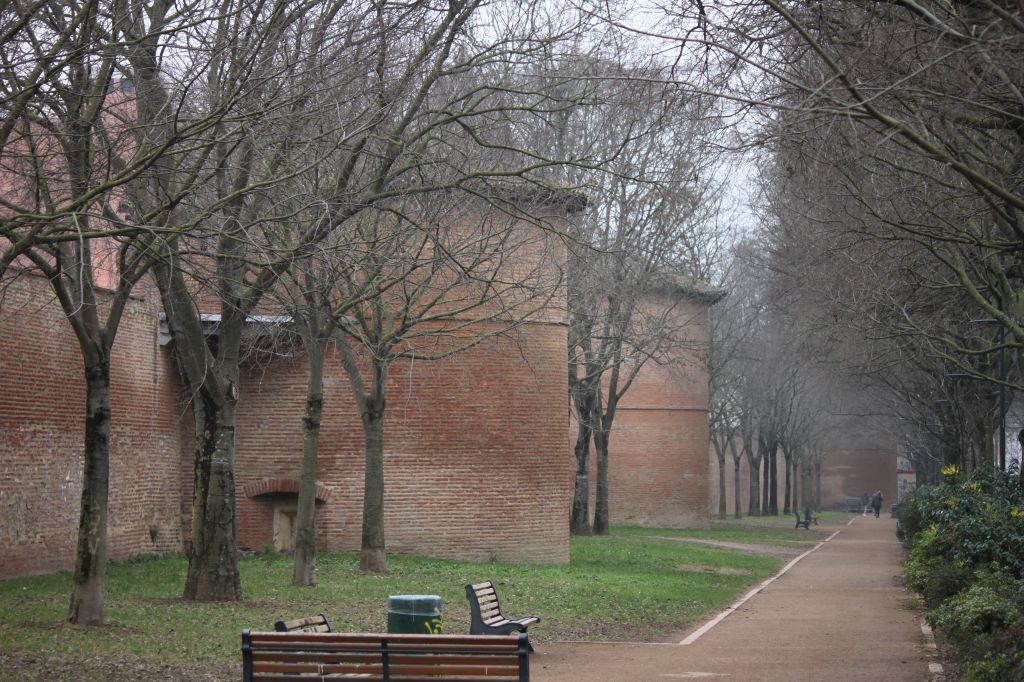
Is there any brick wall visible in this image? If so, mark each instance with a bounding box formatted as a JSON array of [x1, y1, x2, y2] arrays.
[[820, 436, 898, 510], [575, 294, 713, 529], [0, 274, 184, 578], [227, 209, 574, 564], [0, 203, 580, 576], [234, 321, 572, 563], [609, 407, 710, 527]]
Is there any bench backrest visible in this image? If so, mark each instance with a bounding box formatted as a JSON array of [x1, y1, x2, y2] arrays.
[[242, 630, 529, 682], [274, 613, 332, 633], [467, 580, 505, 624]]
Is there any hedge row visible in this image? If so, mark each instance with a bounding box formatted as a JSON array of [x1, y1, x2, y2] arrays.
[[898, 466, 1024, 681]]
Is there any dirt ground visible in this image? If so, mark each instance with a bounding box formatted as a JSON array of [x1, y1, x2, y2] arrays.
[[532, 516, 937, 681]]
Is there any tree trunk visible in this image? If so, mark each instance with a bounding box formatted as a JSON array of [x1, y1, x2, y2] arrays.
[[592, 425, 610, 535], [782, 449, 792, 515], [1018, 429, 1024, 485], [794, 459, 802, 511], [761, 450, 769, 514], [68, 361, 112, 624], [814, 461, 822, 510], [360, 400, 387, 573], [335, 337, 390, 574], [748, 455, 761, 516], [800, 462, 813, 512], [570, 390, 594, 536], [733, 455, 743, 519], [715, 443, 727, 520], [768, 442, 778, 515], [153, 257, 243, 602], [975, 414, 994, 469], [793, 458, 801, 511], [183, 392, 243, 600], [292, 338, 325, 586]]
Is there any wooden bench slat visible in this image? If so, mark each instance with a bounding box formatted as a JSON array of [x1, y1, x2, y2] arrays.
[[243, 630, 529, 682], [392, 663, 519, 674], [252, 652, 521, 664], [251, 670, 522, 679], [253, 655, 375, 665], [465, 580, 539, 652], [275, 613, 333, 634], [253, 642, 522, 653], [250, 632, 518, 645], [391, 671, 524, 675], [253, 662, 383, 674]]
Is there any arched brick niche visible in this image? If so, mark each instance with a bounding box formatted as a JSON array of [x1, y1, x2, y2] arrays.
[[240, 478, 334, 552], [242, 478, 333, 503]]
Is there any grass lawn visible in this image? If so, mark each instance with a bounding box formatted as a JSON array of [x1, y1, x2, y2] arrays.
[[711, 510, 851, 528], [0, 532, 782, 680], [616, 511, 849, 545]]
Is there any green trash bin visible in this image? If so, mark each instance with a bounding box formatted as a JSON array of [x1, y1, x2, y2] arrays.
[[387, 594, 443, 634]]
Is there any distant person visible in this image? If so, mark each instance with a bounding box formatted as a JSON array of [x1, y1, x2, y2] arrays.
[[871, 490, 884, 518]]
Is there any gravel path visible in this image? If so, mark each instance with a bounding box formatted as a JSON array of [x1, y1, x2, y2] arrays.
[[534, 517, 934, 681]]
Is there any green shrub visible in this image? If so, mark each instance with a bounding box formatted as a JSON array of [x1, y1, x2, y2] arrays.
[[928, 579, 1021, 650], [896, 486, 936, 546], [904, 468, 1024, 578], [961, 652, 1024, 682], [904, 526, 970, 605], [903, 467, 1024, 681]]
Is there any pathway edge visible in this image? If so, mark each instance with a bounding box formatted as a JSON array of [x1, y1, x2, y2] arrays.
[[679, 529, 841, 646]]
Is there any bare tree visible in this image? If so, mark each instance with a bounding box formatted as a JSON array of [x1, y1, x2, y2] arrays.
[[150, 0, 616, 592], [590, 0, 1023, 481], [0, 0, 257, 622], [563, 65, 726, 534], [335, 198, 568, 572], [708, 261, 752, 519], [268, 184, 570, 578]]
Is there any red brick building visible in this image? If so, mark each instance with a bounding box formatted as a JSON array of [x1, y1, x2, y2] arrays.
[[0, 274, 185, 577], [233, 320, 573, 563], [1, 218, 722, 579], [0, 209, 576, 578], [571, 283, 723, 530], [604, 289, 722, 528]]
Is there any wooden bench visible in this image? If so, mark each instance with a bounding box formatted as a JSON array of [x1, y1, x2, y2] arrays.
[[241, 630, 529, 681], [794, 510, 813, 530], [465, 581, 540, 643], [274, 613, 332, 633]]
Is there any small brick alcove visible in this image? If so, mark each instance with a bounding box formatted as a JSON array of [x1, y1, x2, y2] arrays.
[[241, 478, 334, 552]]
